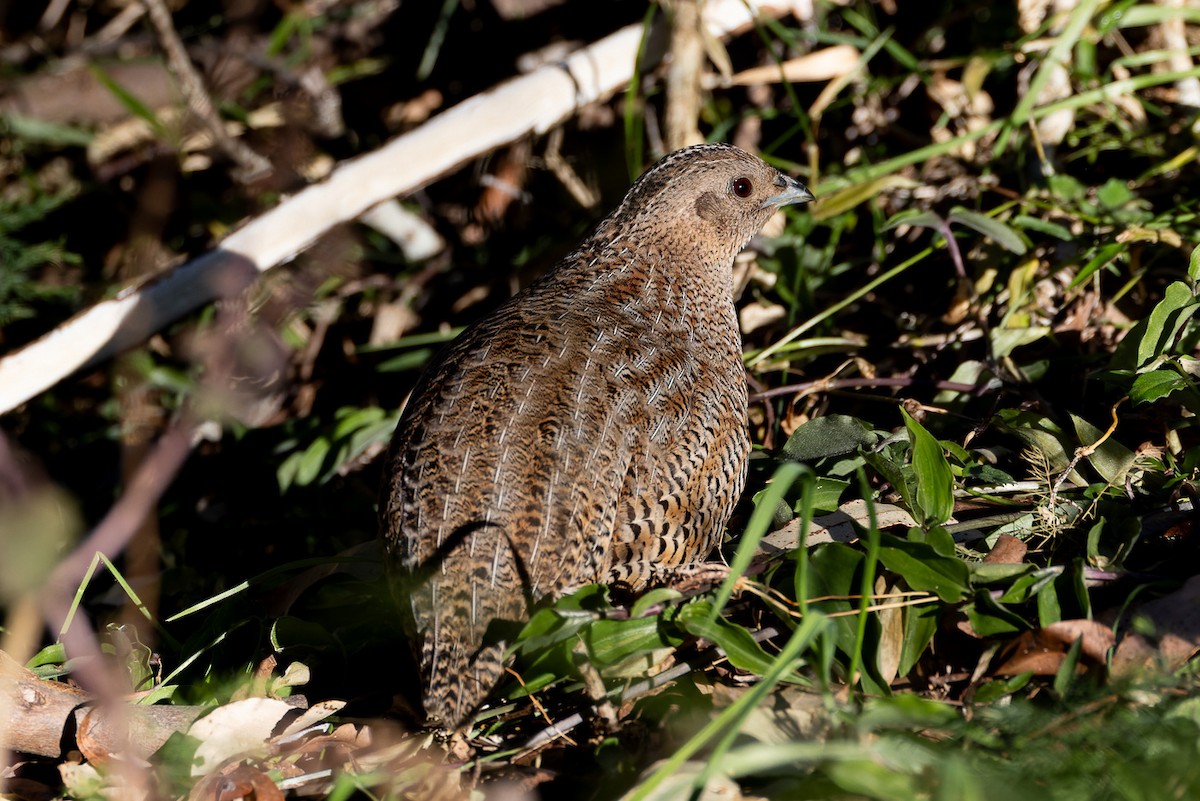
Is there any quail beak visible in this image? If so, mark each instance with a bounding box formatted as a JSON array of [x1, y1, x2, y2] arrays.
[[760, 175, 815, 210]]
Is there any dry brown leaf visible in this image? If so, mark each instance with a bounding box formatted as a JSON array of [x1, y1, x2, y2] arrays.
[[876, 575, 903, 685], [984, 534, 1028, 565], [189, 698, 297, 777], [993, 620, 1114, 676], [1112, 575, 1200, 676], [279, 700, 346, 738]]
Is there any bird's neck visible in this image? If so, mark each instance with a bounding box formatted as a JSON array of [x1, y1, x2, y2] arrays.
[[569, 237, 741, 334]]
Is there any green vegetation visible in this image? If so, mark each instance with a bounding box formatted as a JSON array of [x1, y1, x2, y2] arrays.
[[2, 0, 1200, 798]]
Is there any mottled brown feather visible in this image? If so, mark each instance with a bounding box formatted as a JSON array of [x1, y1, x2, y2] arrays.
[[379, 143, 813, 729]]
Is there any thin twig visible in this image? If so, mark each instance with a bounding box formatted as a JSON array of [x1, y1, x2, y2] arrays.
[[139, 0, 272, 183]]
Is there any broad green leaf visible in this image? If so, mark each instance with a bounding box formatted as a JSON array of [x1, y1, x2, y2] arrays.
[[630, 587, 683, 619], [1047, 173, 1086, 202], [1111, 281, 1200, 370], [1069, 241, 1126, 289], [826, 758, 920, 798], [1130, 369, 1191, 405], [332, 406, 386, 439], [582, 616, 679, 667], [1191, 243, 1200, 282], [808, 543, 866, 651], [1012, 214, 1072, 241], [882, 209, 944, 231], [876, 534, 969, 603], [859, 694, 962, 729], [898, 599, 940, 676], [1096, 178, 1136, 210], [515, 609, 590, 655], [1053, 635, 1084, 697], [377, 347, 435, 372], [967, 592, 1027, 636], [808, 477, 851, 513], [676, 602, 791, 678], [276, 451, 303, 492], [995, 566, 1060, 604], [993, 409, 1076, 473], [972, 563, 1037, 588], [3, 114, 93, 146], [922, 526, 957, 557], [949, 207, 1028, 254], [515, 584, 612, 654], [1037, 576, 1062, 627], [990, 326, 1053, 359], [861, 448, 917, 520], [293, 437, 331, 487], [26, 643, 67, 670], [781, 414, 878, 463], [1070, 413, 1136, 485], [901, 409, 954, 527], [973, 673, 1032, 703]]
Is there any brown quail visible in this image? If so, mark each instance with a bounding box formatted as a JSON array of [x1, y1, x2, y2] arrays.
[[380, 143, 814, 730]]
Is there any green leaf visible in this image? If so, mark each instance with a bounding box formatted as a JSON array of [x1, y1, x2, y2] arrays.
[[876, 534, 969, 603], [861, 448, 916, 520], [972, 673, 1032, 703], [808, 477, 851, 513], [967, 592, 1027, 636], [1096, 178, 1135, 209], [1037, 575, 1063, 626], [990, 326, 1053, 359], [1069, 241, 1126, 289], [25, 643, 67, 670], [1190, 243, 1200, 282], [630, 587, 683, 619], [994, 566, 1060, 604], [676, 602, 790, 678], [813, 175, 922, 221], [993, 409, 1076, 473], [1130, 369, 1192, 405], [808, 543, 866, 650], [89, 65, 170, 139], [948, 207, 1028, 254], [3, 114, 94, 147], [626, 614, 829, 801], [1012, 214, 1073, 241], [293, 437, 331, 487], [1047, 173, 1086, 202], [1111, 281, 1200, 370], [901, 409, 954, 527], [882, 209, 944, 231], [1070, 413, 1136, 485], [781, 414, 878, 463], [377, 347, 435, 373], [276, 451, 303, 492], [1053, 635, 1085, 697], [858, 694, 962, 729], [898, 600, 940, 676], [582, 616, 678, 667], [331, 406, 387, 439]]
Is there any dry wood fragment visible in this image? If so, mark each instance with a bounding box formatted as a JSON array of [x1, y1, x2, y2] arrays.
[[0, 649, 204, 759]]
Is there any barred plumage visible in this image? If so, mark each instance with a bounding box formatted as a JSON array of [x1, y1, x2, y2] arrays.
[[379, 143, 814, 729]]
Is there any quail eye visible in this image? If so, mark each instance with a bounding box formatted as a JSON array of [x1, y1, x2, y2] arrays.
[[732, 177, 753, 198]]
